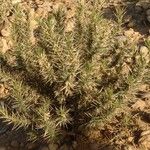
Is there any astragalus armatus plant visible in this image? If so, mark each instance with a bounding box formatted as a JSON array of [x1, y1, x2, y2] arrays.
[[0, 0, 149, 143]]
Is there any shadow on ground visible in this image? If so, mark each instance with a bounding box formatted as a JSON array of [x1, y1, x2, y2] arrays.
[[103, 1, 150, 36]]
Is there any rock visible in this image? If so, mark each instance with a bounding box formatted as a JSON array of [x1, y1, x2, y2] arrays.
[[139, 46, 149, 57], [48, 143, 58, 150], [0, 147, 6, 150], [10, 140, 19, 148]]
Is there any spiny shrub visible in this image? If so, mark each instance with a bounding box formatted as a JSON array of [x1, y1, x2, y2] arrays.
[[0, 1, 149, 142]]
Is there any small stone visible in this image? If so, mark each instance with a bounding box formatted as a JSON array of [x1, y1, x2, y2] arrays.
[[48, 143, 58, 150], [10, 140, 19, 148], [139, 46, 149, 57], [0, 147, 6, 150]]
